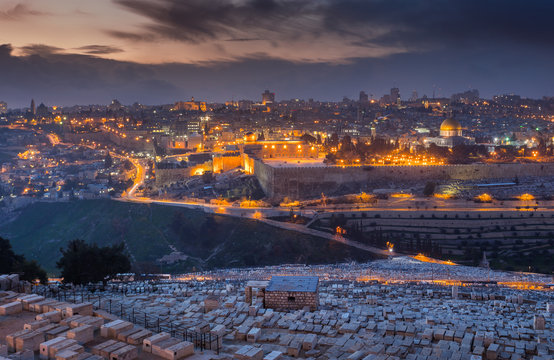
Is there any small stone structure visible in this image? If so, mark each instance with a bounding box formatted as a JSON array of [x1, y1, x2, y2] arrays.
[[264, 276, 319, 311], [244, 280, 269, 306]]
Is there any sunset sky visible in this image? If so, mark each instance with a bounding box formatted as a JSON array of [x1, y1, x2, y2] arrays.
[[1, 0, 554, 107]]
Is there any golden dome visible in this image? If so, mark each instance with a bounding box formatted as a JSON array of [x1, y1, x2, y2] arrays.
[[440, 118, 462, 131]]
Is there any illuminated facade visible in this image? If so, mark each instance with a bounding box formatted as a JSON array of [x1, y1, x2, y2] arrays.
[[244, 140, 320, 159], [261, 90, 275, 105], [424, 117, 473, 148], [173, 98, 207, 112]]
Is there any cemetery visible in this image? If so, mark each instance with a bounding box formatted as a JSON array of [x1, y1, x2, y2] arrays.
[[0, 257, 552, 359]]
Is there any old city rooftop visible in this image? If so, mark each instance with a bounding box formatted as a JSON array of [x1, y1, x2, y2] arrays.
[[266, 276, 319, 293]]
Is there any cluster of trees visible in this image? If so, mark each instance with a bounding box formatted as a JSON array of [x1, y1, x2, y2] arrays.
[[57, 240, 131, 285], [0, 237, 47, 284], [0, 237, 131, 286], [324, 135, 397, 164], [323, 133, 554, 166]]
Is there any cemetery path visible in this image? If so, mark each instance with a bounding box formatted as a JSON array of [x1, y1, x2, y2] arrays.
[[204, 223, 239, 262]]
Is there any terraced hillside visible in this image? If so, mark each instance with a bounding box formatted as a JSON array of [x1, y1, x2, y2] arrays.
[[315, 210, 554, 273], [0, 200, 375, 275]]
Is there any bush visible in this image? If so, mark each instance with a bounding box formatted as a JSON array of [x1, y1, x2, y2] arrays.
[[423, 182, 436, 197], [0, 237, 47, 284]]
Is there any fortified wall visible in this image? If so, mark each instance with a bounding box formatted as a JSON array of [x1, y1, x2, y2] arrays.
[[62, 131, 155, 152], [155, 161, 213, 187], [213, 154, 242, 173], [252, 159, 554, 199]]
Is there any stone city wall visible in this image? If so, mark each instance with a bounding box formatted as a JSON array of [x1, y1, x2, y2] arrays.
[[155, 167, 189, 187], [213, 155, 242, 173], [62, 131, 154, 152], [253, 160, 554, 198], [155, 161, 212, 186]]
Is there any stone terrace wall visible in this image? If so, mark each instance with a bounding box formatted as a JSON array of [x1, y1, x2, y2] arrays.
[[265, 290, 318, 311], [254, 161, 554, 198]]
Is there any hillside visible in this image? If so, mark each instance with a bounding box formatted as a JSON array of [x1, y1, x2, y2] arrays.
[[0, 200, 375, 275]]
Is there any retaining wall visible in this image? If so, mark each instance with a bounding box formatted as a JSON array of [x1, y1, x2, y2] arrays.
[[253, 160, 554, 198]]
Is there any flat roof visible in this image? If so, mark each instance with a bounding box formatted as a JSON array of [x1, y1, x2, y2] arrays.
[[263, 158, 328, 167], [266, 276, 319, 292], [246, 280, 269, 288]]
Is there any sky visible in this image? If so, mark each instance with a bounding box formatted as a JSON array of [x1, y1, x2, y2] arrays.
[[1, 0, 554, 108]]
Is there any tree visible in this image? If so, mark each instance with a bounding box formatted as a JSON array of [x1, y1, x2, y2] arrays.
[[328, 133, 339, 147], [300, 133, 316, 144], [104, 153, 113, 169], [0, 237, 47, 284], [423, 182, 436, 197], [18, 260, 48, 285], [57, 239, 131, 285], [202, 171, 213, 183], [0, 237, 22, 274]]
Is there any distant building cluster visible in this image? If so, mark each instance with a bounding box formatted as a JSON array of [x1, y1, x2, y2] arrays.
[[1, 86, 554, 204]]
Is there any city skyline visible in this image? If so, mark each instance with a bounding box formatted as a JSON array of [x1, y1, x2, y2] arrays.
[[1, 0, 554, 107]]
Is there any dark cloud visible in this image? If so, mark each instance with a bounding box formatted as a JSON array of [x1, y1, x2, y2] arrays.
[[224, 38, 264, 42], [19, 44, 64, 56], [111, 0, 316, 43], [110, 0, 554, 53], [321, 0, 554, 49], [0, 41, 553, 109], [75, 45, 124, 55], [0, 4, 46, 21], [0, 43, 181, 107], [105, 30, 158, 42]]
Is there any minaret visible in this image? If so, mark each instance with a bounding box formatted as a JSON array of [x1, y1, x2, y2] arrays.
[[30, 99, 36, 116], [480, 252, 489, 269]]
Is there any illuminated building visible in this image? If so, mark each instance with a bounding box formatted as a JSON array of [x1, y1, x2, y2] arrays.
[[439, 118, 463, 137], [261, 90, 275, 105], [243, 132, 257, 142], [423, 117, 474, 148], [243, 140, 320, 159], [187, 119, 201, 134], [0, 101, 6, 114], [173, 97, 207, 112]]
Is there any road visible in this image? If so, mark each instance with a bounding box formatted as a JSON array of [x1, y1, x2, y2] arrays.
[[115, 164, 393, 258], [117, 156, 554, 259], [120, 195, 395, 257], [121, 156, 145, 198], [108, 149, 552, 260], [10, 125, 548, 264], [33, 130, 547, 261]]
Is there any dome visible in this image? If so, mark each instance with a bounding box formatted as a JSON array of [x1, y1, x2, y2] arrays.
[[440, 118, 462, 132]]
